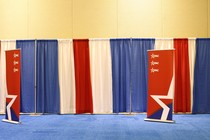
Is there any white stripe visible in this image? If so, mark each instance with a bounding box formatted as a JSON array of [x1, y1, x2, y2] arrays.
[[58, 39, 76, 114], [154, 39, 174, 50], [188, 38, 196, 112], [89, 39, 113, 114]]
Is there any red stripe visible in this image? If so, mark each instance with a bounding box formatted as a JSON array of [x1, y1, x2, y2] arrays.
[[174, 39, 191, 113], [73, 39, 93, 114]]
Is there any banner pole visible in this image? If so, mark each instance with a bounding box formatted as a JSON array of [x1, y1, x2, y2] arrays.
[[30, 39, 41, 116], [35, 39, 37, 114], [126, 38, 134, 116]]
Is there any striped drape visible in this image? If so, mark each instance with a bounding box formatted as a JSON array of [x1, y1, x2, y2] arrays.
[[0, 38, 209, 114]]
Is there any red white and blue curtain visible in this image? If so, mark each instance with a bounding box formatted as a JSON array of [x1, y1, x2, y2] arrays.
[[0, 38, 209, 114]]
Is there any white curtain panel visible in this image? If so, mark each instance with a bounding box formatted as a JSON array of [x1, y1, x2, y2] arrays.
[[89, 39, 113, 114], [0, 40, 16, 114], [58, 39, 76, 114], [188, 38, 196, 112], [154, 38, 174, 49]]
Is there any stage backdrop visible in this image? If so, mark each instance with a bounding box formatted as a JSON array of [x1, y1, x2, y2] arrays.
[[1, 38, 210, 114]]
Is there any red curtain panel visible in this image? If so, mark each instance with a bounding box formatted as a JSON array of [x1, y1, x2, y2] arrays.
[[174, 39, 191, 113], [73, 39, 93, 114]]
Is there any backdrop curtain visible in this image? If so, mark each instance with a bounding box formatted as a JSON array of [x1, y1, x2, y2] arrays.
[[0, 40, 16, 114], [16, 40, 35, 113], [188, 39, 196, 111], [110, 39, 131, 113], [154, 39, 174, 50], [89, 39, 113, 114], [174, 39, 191, 113], [58, 39, 76, 114], [131, 39, 155, 112], [73, 39, 93, 114], [36, 40, 60, 113], [193, 38, 210, 114]]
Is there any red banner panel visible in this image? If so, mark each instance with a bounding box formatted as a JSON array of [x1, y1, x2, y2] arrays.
[[145, 49, 174, 123], [3, 49, 20, 123]]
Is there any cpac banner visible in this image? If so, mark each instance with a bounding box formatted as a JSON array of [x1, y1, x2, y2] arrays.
[[2, 49, 20, 124], [145, 49, 175, 123]]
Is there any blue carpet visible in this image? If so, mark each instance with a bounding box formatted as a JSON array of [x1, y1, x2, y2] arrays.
[[0, 114, 210, 140]]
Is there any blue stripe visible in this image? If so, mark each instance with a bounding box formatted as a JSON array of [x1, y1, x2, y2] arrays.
[[16, 40, 35, 113], [193, 38, 210, 114], [110, 39, 132, 113], [131, 39, 155, 112], [36, 40, 60, 113]]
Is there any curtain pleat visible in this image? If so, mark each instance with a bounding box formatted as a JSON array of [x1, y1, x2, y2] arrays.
[[193, 38, 210, 114], [58, 39, 76, 114], [73, 39, 93, 114], [0, 40, 16, 114], [16, 40, 35, 113], [89, 39, 113, 114], [36, 40, 60, 113], [174, 39, 191, 113], [110, 39, 131, 113], [188, 39, 196, 112], [131, 39, 155, 112]]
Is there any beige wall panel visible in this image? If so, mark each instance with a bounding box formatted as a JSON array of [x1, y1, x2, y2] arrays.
[[163, 0, 208, 38], [118, 0, 162, 37], [28, 0, 72, 39], [208, 0, 210, 37], [0, 0, 28, 39], [1, 0, 210, 39], [73, 0, 118, 38]]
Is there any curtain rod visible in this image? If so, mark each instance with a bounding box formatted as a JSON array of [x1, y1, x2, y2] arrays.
[[0, 37, 201, 41]]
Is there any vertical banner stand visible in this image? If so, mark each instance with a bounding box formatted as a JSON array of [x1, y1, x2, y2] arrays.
[[144, 49, 175, 123], [2, 49, 21, 124]]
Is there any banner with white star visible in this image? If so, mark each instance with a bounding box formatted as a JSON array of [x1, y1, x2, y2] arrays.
[[145, 49, 175, 123], [2, 49, 20, 124]]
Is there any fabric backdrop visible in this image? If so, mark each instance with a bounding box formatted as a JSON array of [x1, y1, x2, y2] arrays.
[[131, 39, 155, 112], [16, 40, 35, 113], [193, 38, 210, 113], [110, 39, 131, 113], [73, 39, 93, 114], [89, 39, 113, 114], [174, 39, 191, 113], [1, 38, 210, 114], [58, 39, 76, 114], [188, 39, 196, 111], [36, 40, 60, 113]]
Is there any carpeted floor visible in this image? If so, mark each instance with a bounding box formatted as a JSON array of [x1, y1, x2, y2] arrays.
[[0, 114, 210, 140]]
